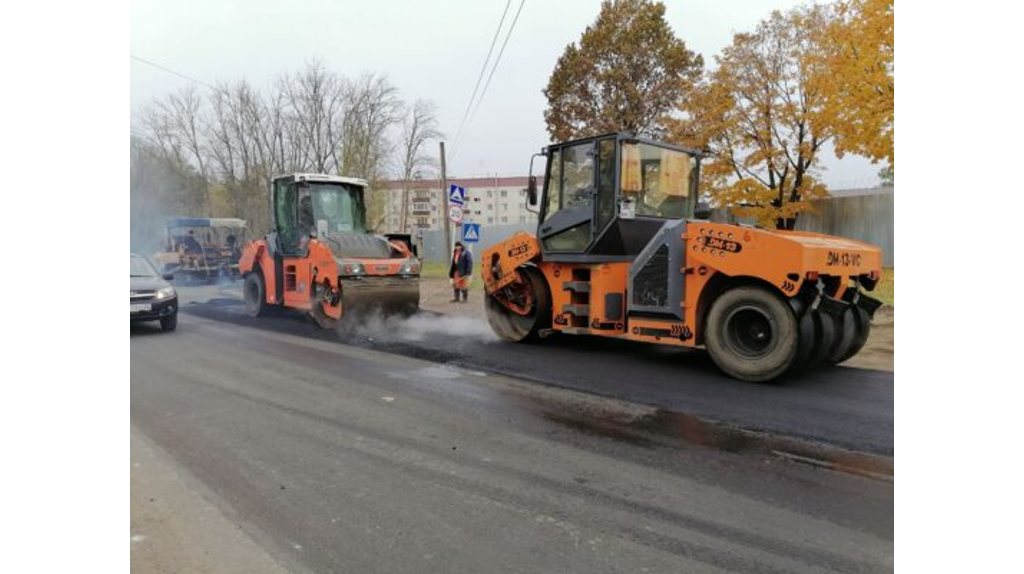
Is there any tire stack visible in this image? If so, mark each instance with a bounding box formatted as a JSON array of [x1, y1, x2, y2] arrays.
[[704, 284, 882, 382]]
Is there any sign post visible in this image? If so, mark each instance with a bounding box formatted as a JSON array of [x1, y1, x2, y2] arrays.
[[447, 183, 465, 252]]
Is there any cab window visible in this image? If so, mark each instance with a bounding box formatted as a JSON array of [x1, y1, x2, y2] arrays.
[[541, 143, 594, 222], [543, 149, 561, 221], [620, 143, 692, 219]]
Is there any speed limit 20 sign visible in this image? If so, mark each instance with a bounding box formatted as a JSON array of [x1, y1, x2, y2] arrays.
[[448, 204, 464, 223]]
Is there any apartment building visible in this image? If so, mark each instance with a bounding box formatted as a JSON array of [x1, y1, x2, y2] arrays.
[[379, 176, 538, 233]]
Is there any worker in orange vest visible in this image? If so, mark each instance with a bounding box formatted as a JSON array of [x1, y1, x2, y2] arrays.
[[448, 241, 473, 303]]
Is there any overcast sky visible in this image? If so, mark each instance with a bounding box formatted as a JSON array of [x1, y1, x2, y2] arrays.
[[131, 0, 881, 188]]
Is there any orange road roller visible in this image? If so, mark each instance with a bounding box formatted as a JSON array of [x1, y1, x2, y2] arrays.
[[239, 173, 420, 328], [481, 134, 883, 382]]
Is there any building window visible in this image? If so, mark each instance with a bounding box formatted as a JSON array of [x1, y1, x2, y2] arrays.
[[501, 216, 508, 223], [500, 190, 508, 197], [487, 217, 493, 224]]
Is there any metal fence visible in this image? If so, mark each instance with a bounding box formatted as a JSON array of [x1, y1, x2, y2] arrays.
[[418, 192, 894, 267], [418, 222, 536, 262], [795, 193, 894, 267]]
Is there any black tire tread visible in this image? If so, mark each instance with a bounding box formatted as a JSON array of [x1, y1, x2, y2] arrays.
[[244, 271, 268, 317], [704, 286, 799, 383]]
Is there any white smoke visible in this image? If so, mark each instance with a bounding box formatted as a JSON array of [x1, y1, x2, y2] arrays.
[[350, 311, 499, 343]]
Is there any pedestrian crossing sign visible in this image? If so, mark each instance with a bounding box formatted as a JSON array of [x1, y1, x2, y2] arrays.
[[449, 184, 466, 205], [462, 223, 480, 243]]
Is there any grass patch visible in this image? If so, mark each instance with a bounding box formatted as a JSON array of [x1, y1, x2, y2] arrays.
[[420, 261, 450, 278], [874, 267, 894, 307]]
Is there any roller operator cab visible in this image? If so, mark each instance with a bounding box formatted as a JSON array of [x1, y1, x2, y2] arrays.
[[481, 134, 883, 382], [239, 173, 420, 328]]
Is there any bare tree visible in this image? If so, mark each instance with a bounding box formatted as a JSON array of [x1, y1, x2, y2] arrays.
[[340, 73, 403, 231], [280, 61, 350, 174], [137, 95, 208, 216], [133, 62, 419, 237], [398, 99, 441, 231]]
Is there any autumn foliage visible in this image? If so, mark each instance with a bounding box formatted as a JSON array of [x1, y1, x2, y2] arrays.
[[807, 0, 894, 167], [673, 7, 834, 229], [543, 0, 702, 141], [544, 0, 894, 229]]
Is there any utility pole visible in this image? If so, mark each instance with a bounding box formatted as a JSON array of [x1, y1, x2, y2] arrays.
[[439, 141, 451, 254]]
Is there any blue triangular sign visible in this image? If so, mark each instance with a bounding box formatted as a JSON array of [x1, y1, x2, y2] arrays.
[[449, 184, 465, 205]]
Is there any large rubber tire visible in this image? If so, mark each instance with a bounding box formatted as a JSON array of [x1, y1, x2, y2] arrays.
[[828, 307, 859, 364], [485, 266, 551, 342], [160, 312, 177, 332], [243, 272, 268, 317], [704, 286, 799, 382], [835, 306, 872, 364], [790, 300, 818, 372], [804, 310, 837, 370]]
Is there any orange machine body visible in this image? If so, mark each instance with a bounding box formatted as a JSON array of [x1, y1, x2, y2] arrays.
[[239, 234, 418, 321], [483, 224, 882, 349], [480, 133, 883, 380]]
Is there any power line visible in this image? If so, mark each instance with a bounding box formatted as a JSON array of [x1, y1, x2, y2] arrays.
[[130, 54, 223, 94], [450, 0, 512, 150], [452, 0, 525, 160]]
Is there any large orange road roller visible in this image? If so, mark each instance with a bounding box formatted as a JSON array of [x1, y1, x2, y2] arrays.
[[239, 173, 420, 328], [481, 134, 883, 382]]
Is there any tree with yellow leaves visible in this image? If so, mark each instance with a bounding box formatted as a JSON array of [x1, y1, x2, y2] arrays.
[[544, 0, 703, 142], [672, 7, 833, 229], [806, 0, 894, 167]]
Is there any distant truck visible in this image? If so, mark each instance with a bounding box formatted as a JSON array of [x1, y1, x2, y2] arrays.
[[153, 217, 247, 281]]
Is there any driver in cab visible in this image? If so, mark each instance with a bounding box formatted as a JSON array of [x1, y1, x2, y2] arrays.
[[297, 192, 317, 251]]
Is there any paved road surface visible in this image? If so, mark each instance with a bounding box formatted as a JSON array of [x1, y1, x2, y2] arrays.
[[181, 284, 894, 456], [131, 313, 893, 573]]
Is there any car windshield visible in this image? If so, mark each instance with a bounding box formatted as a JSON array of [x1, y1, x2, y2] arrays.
[[131, 256, 156, 277]]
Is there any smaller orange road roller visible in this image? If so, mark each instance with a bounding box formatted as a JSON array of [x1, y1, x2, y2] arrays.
[[481, 133, 883, 382], [239, 173, 420, 328]]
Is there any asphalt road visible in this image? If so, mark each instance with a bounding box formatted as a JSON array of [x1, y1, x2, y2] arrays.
[[131, 313, 893, 573], [180, 285, 894, 456]]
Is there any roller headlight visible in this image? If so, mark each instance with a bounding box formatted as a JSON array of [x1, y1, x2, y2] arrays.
[[155, 286, 176, 300], [400, 261, 420, 275], [342, 262, 365, 276]]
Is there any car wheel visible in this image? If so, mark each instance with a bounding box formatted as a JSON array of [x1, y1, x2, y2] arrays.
[[160, 313, 178, 332]]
